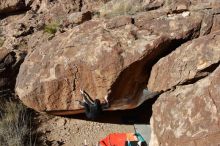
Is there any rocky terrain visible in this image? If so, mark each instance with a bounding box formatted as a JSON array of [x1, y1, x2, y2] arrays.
[[0, 0, 220, 145]]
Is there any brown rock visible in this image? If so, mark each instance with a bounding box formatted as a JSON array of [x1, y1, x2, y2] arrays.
[[148, 32, 220, 92], [30, 0, 108, 16], [144, 0, 164, 11], [81, 0, 111, 12], [150, 65, 220, 146], [67, 11, 92, 25], [134, 10, 168, 26], [27, 0, 82, 27], [0, 12, 37, 51], [105, 15, 132, 29], [200, 10, 214, 36], [0, 47, 26, 90], [15, 11, 203, 114], [0, 48, 10, 62], [211, 14, 220, 33], [135, 11, 202, 39], [0, 0, 26, 14], [166, 0, 190, 13], [148, 31, 220, 146], [25, 0, 33, 6], [30, 0, 80, 13], [99, 0, 152, 17], [190, 0, 220, 10]]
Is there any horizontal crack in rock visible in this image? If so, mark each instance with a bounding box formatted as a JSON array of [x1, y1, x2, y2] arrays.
[[160, 61, 220, 94], [180, 61, 220, 86]]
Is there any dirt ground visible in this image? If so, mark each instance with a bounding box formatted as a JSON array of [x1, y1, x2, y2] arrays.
[[36, 99, 155, 146], [37, 114, 134, 146]]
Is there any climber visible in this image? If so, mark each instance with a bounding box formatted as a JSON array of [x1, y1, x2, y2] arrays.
[[79, 89, 109, 120]]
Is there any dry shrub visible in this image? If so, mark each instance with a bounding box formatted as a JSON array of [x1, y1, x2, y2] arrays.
[[0, 38, 5, 47], [0, 100, 36, 146], [99, 0, 145, 17]]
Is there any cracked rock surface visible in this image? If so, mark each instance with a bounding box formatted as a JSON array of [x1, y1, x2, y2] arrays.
[[150, 62, 220, 146], [148, 30, 220, 146], [16, 11, 203, 113], [148, 32, 220, 92]]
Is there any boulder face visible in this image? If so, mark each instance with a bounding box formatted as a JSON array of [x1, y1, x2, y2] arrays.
[[150, 66, 220, 146], [15, 11, 203, 114], [148, 32, 220, 146], [148, 32, 220, 92]]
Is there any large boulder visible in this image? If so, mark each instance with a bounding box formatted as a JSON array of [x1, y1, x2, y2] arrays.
[[149, 32, 220, 146], [150, 65, 220, 146], [15, 11, 203, 114], [148, 32, 220, 92]]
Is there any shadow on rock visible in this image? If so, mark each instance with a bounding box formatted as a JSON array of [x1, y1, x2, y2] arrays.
[[68, 96, 158, 125]]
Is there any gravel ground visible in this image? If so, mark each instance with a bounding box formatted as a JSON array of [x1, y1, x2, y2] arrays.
[[36, 100, 155, 146], [37, 114, 135, 146]]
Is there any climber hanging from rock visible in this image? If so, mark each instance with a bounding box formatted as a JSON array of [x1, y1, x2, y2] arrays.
[[79, 89, 110, 120]]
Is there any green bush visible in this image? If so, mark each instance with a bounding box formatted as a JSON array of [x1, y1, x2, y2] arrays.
[[44, 23, 59, 34]]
